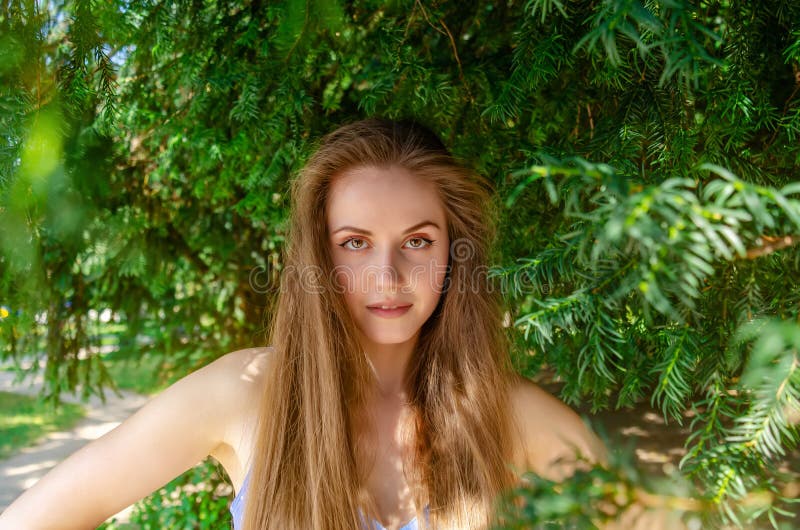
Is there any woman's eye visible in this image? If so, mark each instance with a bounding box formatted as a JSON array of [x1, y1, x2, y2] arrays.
[[405, 237, 434, 249], [340, 238, 367, 250], [339, 237, 435, 251]]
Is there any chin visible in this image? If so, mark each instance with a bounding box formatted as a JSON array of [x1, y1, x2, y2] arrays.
[[360, 326, 421, 345]]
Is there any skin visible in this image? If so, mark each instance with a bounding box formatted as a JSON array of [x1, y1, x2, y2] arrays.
[[327, 165, 450, 528], [0, 165, 676, 530], [326, 164, 450, 396]]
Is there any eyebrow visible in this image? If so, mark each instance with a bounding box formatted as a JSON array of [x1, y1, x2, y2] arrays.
[[331, 220, 441, 236]]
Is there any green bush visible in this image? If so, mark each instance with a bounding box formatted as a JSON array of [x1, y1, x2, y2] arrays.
[[99, 460, 233, 530]]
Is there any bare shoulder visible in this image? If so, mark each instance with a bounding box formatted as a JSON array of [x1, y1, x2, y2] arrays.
[[0, 345, 276, 529], [184, 346, 273, 413], [214, 346, 274, 391], [207, 346, 275, 476], [508, 373, 607, 480]]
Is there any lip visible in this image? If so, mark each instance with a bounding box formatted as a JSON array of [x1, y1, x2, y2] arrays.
[[366, 300, 412, 308], [366, 304, 412, 318]]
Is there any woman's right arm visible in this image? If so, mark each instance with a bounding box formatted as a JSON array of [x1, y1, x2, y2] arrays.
[[0, 348, 262, 529]]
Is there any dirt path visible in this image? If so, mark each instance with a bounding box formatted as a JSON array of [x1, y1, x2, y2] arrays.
[[0, 368, 149, 523]]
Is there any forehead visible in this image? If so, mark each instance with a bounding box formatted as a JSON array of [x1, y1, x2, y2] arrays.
[[326, 165, 446, 230]]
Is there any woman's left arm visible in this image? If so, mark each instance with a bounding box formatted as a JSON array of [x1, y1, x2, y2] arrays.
[[508, 376, 606, 480], [508, 375, 687, 530]]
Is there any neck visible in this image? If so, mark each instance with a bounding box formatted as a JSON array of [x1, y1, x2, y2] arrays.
[[360, 332, 419, 399]]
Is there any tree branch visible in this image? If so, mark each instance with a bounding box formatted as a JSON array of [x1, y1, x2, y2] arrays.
[[745, 235, 800, 259], [415, 0, 473, 103]]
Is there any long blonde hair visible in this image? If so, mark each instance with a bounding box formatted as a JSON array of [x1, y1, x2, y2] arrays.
[[243, 118, 516, 529]]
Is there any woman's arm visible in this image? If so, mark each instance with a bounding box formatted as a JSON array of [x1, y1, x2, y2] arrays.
[[509, 375, 687, 530], [0, 348, 259, 530], [509, 375, 607, 480]]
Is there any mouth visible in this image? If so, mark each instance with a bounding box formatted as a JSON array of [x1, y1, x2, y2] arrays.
[[366, 304, 413, 318]]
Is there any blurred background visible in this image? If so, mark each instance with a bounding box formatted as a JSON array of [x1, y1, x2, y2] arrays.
[[1, 0, 799, 528]]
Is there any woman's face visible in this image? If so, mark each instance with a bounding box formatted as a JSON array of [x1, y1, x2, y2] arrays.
[[327, 165, 450, 347]]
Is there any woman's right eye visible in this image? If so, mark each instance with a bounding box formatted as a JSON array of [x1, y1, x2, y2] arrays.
[[340, 238, 367, 250]]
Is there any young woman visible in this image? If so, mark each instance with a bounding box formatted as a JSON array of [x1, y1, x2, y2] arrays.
[[0, 118, 609, 530]]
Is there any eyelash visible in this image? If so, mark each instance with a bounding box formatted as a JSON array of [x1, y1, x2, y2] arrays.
[[338, 237, 436, 251]]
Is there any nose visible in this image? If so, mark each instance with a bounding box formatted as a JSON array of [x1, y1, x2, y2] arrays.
[[373, 248, 403, 293]]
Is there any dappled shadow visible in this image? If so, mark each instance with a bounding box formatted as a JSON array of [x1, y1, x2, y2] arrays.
[[0, 369, 148, 520], [534, 377, 800, 529]]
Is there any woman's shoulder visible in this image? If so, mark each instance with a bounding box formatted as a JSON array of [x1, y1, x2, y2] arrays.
[[211, 346, 275, 417], [507, 373, 607, 480], [204, 346, 275, 485], [216, 346, 275, 382], [193, 346, 272, 401]]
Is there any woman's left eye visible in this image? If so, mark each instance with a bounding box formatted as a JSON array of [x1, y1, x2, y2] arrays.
[[405, 237, 435, 249]]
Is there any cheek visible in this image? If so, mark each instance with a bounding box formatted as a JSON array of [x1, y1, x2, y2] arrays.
[[333, 264, 362, 300], [433, 262, 447, 292], [420, 245, 449, 296], [333, 270, 363, 322], [333, 266, 349, 290]]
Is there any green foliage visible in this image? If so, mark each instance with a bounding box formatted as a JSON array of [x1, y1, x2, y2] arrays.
[[98, 460, 232, 530], [494, 156, 800, 526], [2, 0, 800, 527], [102, 349, 192, 396], [492, 459, 699, 530], [677, 318, 800, 528]]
